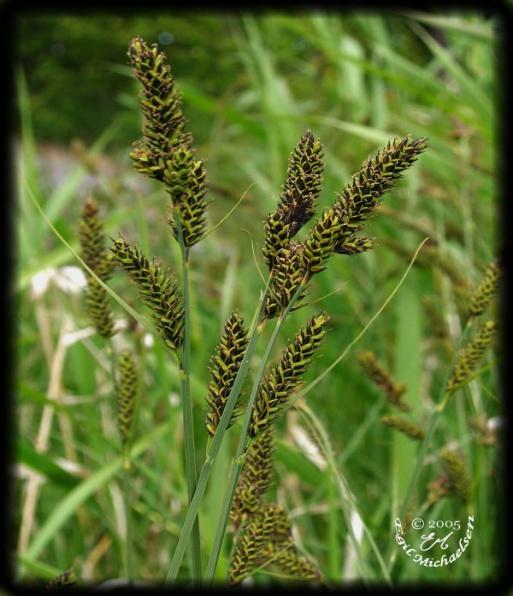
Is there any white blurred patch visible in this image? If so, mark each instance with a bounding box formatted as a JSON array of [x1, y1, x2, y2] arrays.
[[143, 333, 155, 348], [343, 511, 365, 579], [54, 266, 87, 294], [290, 424, 327, 471], [62, 327, 96, 347], [30, 266, 87, 299], [30, 268, 55, 299], [169, 392, 180, 408], [488, 416, 503, 431]]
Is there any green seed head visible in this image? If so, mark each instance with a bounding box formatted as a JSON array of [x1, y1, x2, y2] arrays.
[[79, 197, 115, 338], [468, 260, 501, 318], [381, 415, 426, 441], [358, 351, 409, 411], [111, 238, 184, 352], [447, 320, 496, 393], [116, 351, 138, 445], [441, 447, 471, 503]]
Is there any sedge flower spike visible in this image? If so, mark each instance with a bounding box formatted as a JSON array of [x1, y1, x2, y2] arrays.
[[468, 259, 501, 318], [111, 238, 184, 352], [447, 320, 496, 393], [249, 313, 329, 438], [79, 197, 115, 338], [128, 36, 209, 247], [263, 131, 325, 270], [205, 312, 249, 438], [116, 351, 138, 445]]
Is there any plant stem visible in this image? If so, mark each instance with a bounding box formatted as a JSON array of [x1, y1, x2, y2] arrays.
[[176, 220, 202, 581], [109, 341, 134, 583], [204, 283, 306, 583], [165, 280, 271, 582], [122, 451, 134, 583]]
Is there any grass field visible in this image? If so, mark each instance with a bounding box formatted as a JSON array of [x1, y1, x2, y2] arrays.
[[13, 9, 502, 587]]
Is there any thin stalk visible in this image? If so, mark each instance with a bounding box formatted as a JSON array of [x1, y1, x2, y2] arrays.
[[386, 318, 474, 571], [165, 280, 271, 582], [109, 342, 134, 582], [175, 219, 202, 580], [205, 282, 306, 583], [122, 450, 134, 583]]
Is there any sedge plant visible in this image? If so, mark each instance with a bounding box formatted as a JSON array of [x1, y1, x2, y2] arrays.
[[75, 36, 428, 584]]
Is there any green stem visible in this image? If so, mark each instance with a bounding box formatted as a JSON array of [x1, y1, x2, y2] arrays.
[[165, 280, 271, 582], [109, 342, 134, 582], [122, 451, 134, 583], [176, 220, 202, 581], [205, 283, 306, 583]]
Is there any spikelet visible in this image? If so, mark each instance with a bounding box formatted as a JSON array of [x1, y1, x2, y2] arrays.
[[333, 136, 427, 254], [446, 320, 496, 393], [264, 241, 308, 320], [231, 429, 275, 528], [229, 504, 279, 585], [358, 351, 409, 411], [263, 131, 324, 270], [128, 37, 208, 247], [45, 569, 76, 589], [206, 313, 249, 438], [79, 197, 115, 338], [303, 207, 343, 273], [441, 448, 471, 503], [260, 539, 322, 582], [468, 260, 501, 318], [128, 36, 191, 180], [381, 415, 426, 441], [116, 351, 138, 445], [426, 473, 450, 508], [249, 313, 329, 438], [164, 145, 208, 247], [111, 238, 184, 351]]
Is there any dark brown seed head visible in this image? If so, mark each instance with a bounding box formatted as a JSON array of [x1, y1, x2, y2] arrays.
[[111, 238, 184, 352], [206, 313, 249, 438]]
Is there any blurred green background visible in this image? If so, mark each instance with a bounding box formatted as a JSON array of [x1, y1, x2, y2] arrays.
[[15, 9, 501, 586]]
